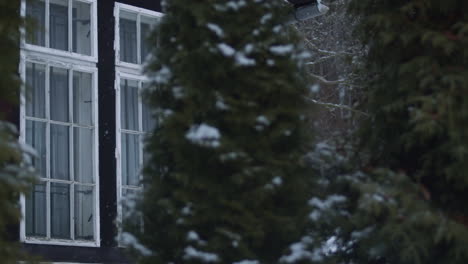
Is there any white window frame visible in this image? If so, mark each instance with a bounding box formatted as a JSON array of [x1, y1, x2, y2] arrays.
[[114, 2, 163, 72], [18, 48, 100, 247], [20, 0, 98, 63], [115, 71, 151, 238]]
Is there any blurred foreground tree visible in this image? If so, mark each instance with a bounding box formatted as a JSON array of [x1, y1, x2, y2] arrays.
[[125, 0, 314, 263], [0, 0, 36, 263]]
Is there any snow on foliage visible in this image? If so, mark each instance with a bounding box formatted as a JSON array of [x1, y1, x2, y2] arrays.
[[280, 236, 322, 263], [183, 246, 220, 263], [233, 260, 259, 264], [218, 43, 236, 57], [152, 66, 172, 84], [120, 232, 152, 256], [309, 195, 347, 210], [207, 23, 224, 37], [185, 124, 221, 148], [270, 44, 294, 55]]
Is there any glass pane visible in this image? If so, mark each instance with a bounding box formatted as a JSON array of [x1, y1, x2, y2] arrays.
[[51, 183, 70, 239], [72, 1, 91, 56], [50, 0, 69, 51], [75, 185, 94, 240], [120, 79, 139, 130], [26, 0, 46, 46], [26, 62, 46, 118], [26, 182, 46, 237], [74, 127, 93, 183], [119, 11, 137, 63], [121, 133, 140, 186], [26, 121, 47, 179], [73, 71, 93, 126], [50, 67, 69, 122], [51, 124, 70, 180], [140, 16, 155, 63]]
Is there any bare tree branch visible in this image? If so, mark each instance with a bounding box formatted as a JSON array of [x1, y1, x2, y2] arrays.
[[309, 73, 345, 85], [305, 97, 369, 117]]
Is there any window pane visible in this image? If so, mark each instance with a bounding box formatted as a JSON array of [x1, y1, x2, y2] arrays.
[[26, 121, 47, 179], [51, 183, 70, 239], [50, 67, 69, 122], [72, 1, 91, 56], [119, 11, 137, 64], [26, 0, 46, 46], [74, 127, 93, 183], [26, 182, 46, 237], [140, 16, 155, 63], [121, 188, 141, 230], [73, 71, 93, 126], [120, 79, 139, 130], [50, 0, 69, 51], [26, 62, 46, 118], [121, 133, 140, 186], [75, 185, 94, 240], [51, 124, 70, 180]]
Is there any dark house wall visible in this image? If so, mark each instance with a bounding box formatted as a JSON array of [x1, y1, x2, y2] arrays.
[[22, 1, 161, 263]]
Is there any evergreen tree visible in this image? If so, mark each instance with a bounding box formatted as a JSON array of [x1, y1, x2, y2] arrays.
[[0, 0, 36, 262], [298, 1, 468, 263], [126, 0, 314, 263]]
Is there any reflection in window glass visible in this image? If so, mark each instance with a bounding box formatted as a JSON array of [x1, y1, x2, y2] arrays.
[[50, 124, 70, 180], [26, 0, 46, 46], [121, 79, 139, 130], [120, 11, 137, 64], [121, 133, 140, 186], [72, 1, 91, 56], [75, 185, 94, 240], [51, 183, 70, 239], [50, 67, 69, 122], [73, 71, 93, 126], [74, 127, 93, 183], [49, 0, 69, 51], [26, 62, 46, 118], [26, 183, 46, 237]]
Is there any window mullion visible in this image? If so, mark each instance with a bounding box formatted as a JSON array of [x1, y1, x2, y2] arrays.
[[68, 0, 73, 52], [45, 0, 50, 48], [46, 181, 51, 239], [136, 13, 141, 64], [70, 182, 75, 240], [69, 67, 75, 240]]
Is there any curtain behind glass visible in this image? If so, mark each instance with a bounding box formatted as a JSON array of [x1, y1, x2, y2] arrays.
[[50, 1, 69, 51], [50, 67, 69, 122], [121, 79, 138, 130], [51, 183, 70, 238], [72, 1, 91, 56], [75, 185, 94, 240], [122, 133, 140, 186], [119, 12, 137, 63], [26, 63, 46, 118], [26, 0, 46, 46]]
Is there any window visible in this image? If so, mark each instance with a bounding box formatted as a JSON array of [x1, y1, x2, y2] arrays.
[[21, 60, 99, 246], [116, 73, 156, 233], [115, 3, 162, 67], [24, 0, 97, 60], [20, 0, 98, 247], [114, 4, 161, 236]]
